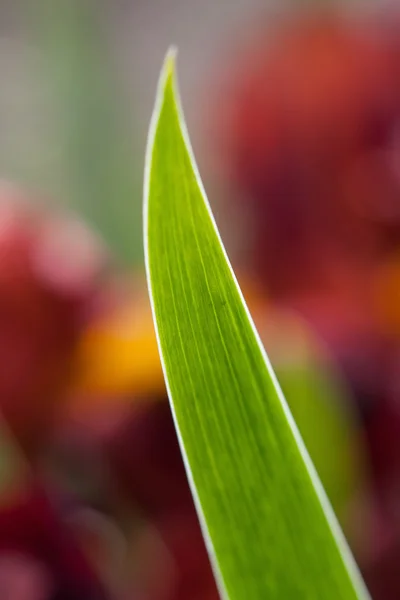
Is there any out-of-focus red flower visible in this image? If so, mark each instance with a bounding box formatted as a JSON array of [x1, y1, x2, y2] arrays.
[[214, 10, 400, 298], [0, 185, 107, 455], [105, 401, 193, 517], [0, 479, 109, 600], [112, 402, 219, 600], [0, 552, 53, 600], [70, 400, 220, 600], [364, 538, 400, 600]]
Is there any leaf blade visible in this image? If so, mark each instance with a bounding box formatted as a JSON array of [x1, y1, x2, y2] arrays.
[[144, 50, 369, 600]]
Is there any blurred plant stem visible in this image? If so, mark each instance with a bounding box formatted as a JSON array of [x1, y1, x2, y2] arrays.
[[31, 0, 142, 265]]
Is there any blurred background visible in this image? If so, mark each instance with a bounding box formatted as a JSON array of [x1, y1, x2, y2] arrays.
[[0, 1, 400, 599]]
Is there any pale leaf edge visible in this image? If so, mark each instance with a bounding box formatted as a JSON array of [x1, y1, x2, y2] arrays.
[[143, 47, 370, 600]]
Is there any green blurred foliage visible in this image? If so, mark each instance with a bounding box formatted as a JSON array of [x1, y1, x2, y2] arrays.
[[31, 0, 143, 265]]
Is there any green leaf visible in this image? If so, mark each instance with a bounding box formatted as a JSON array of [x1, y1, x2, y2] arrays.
[[144, 49, 370, 600]]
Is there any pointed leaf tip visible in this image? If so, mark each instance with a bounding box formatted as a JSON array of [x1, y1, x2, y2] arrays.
[[143, 49, 371, 600], [166, 46, 178, 71], [161, 46, 178, 91]]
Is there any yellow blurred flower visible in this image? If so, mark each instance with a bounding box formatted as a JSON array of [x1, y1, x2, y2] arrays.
[[70, 289, 164, 401]]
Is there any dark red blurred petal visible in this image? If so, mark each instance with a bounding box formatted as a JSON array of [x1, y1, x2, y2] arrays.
[[0, 481, 109, 600]]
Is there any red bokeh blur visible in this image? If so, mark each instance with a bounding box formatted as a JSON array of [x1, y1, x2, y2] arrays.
[[1, 6, 400, 600]]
